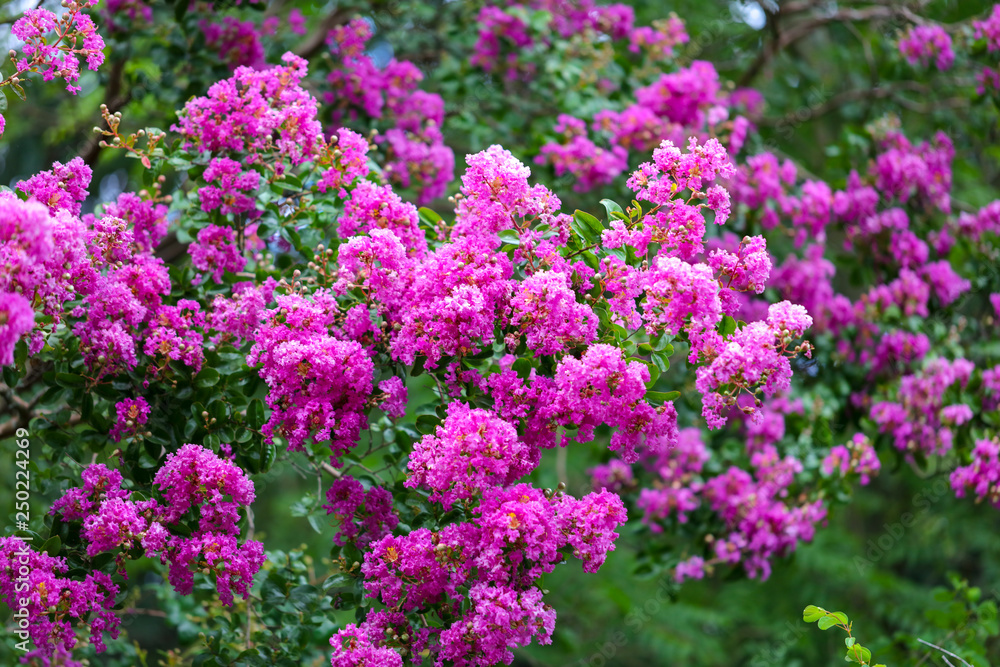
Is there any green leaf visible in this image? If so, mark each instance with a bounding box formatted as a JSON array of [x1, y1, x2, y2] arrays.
[[40, 535, 61, 557], [846, 646, 871, 664], [832, 611, 849, 626], [580, 250, 600, 271], [415, 414, 440, 434], [285, 227, 303, 252], [247, 398, 266, 430], [803, 605, 825, 623], [818, 616, 838, 630], [497, 229, 521, 246], [323, 572, 354, 591], [0, 89, 7, 112], [651, 351, 671, 373], [271, 180, 302, 193], [646, 390, 681, 404], [14, 339, 27, 370], [600, 198, 624, 220], [571, 210, 604, 244], [418, 207, 442, 227], [718, 315, 738, 337], [80, 393, 94, 422], [195, 368, 221, 388], [512, 357, 532, 379], [55, 373, 85, 387], [845, 637, 855, 647]]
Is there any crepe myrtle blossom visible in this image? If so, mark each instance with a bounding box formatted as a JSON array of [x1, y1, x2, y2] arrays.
[[406, 403, 536, 507], [695, 302, 813, 429], [49, 446, 265, 608]]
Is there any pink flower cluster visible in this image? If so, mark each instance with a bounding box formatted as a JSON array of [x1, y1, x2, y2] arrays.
[[174, 52, 322, 166], [624, 137, 735, 257], [406, 403, 536, 507], [17, 156, 92, 216], [898, 24, 954, 70], [635, 426, 825, 580], [349, 483, 625, 666], [707, 234, 771, 316], [590, 458, 635, 493], [507, 270, 597, 354], [636, 428, 709, 528], [952, 199, 1000, 245], [9, 0, 105, 99], [97, 191, 170, 253], [247, 291, 375, 461], [730, 152, 799, 229], [324, 19, 454, 203], [0, 194, 57, 362], [389, 234, 513, 368], [593, 105, 679, 153], [189, 224, 247, 284], [470, 6, 536, 80], [873, 130, 954, 213], [339, 180, 427, 256], [453, 144, 567, 237], [983, 364, 1000, 412], [634, 256, 722, 339], [470, 1, 636, 80], [330, 613, 411, 667], [317, 128, 372, 198], [323, 477, 399, 547], [822, 434, 882, 485], [536, 62, 733, 190], [471, 1, 686, 80], [974, 5, 1000, 53], [4, 160, 187, 376], [695, 302, 813, 429], [143, 300, 207, 372], [110, 397, 150, 442], [951, 437, 1000, 508], [537, 116, 629, 192], [50, 447, 266, 608], [701, 460, 826, 580], [489, 345, 678, 463], [636, 61, 723, 127], [0, 536, 120, 660], [99, 0, 153, 32], [198, 157, 261, 217], [208, 278, 277, 346], [871, 358, 975, 455], [201, 16, 265, 70], [629, 17, 689, 60]]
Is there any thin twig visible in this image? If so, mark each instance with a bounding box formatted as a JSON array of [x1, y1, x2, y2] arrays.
[[916, 638, 973, 667]]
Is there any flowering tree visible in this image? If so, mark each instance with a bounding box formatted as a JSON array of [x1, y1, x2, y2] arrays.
[[1, 1, 1000, 665]]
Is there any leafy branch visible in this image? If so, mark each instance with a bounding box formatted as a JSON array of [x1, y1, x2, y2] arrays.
[[803, 605, 886, 667]]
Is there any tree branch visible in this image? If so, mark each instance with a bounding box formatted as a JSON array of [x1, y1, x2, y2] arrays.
[[739, 5, 900, 86], [293, 9, 351, 60], [755, 80, 931, 127]]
